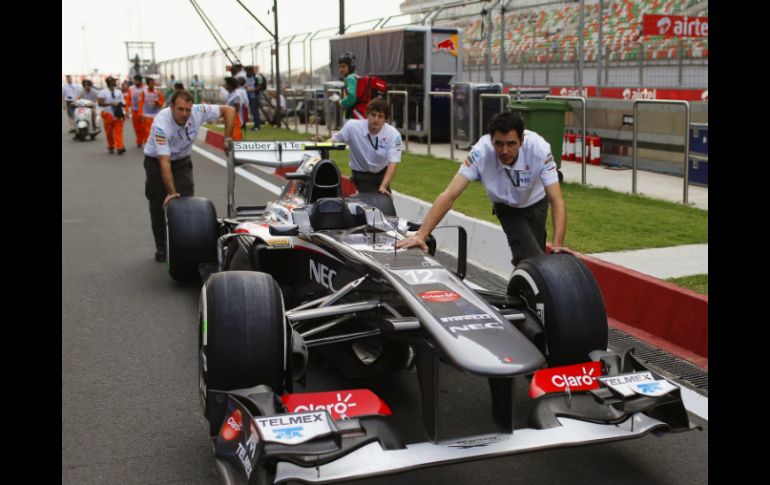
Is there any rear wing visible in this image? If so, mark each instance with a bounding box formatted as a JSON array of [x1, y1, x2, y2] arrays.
[[226, 141, 346, 218]]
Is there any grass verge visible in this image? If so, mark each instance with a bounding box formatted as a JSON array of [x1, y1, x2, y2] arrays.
[[666, 274, 708, 295]]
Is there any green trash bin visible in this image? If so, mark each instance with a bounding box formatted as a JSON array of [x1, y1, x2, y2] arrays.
[[507, 99, 571, 168]]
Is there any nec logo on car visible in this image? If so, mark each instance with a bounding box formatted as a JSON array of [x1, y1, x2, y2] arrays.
[[310, 260, 336, 291], [448, 322, 504, 333]]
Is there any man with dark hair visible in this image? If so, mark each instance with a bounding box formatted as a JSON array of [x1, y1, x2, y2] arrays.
[[98, 77, 127, 155], [62, 74, 81, 133], [141, 78, 164, 145], [397, 111, 568, 266], [313, 98, 402, 194], [223, 77, 244, 141], [245, 66, 263, 131], [77, 79, 99, 135], [142, 90, 236, 262], [337, 52, 361, 120], [128, 75, 146, 147]]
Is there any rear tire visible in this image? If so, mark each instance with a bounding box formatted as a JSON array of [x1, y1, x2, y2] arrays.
[[166, 197, 218, 281], [507, 254, 608, 367], [200, 271, 288, 435]]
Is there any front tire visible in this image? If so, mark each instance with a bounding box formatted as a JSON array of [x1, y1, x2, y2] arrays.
[[507, 254, 608, 367], [200, 271, 288, 435], [166, 197, 218, 281]]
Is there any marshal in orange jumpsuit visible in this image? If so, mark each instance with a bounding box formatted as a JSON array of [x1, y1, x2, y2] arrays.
[[140, 79, 164, 145], [128, 76, 146, 147], [98, 78, 126, 154]]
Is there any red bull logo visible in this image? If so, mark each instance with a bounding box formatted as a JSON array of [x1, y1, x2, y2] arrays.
[[433, 35, 458, 57]]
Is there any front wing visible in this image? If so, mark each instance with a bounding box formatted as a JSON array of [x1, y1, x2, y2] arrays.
[[274, 413, 667, 483]]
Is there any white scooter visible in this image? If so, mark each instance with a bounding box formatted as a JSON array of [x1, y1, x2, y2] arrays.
[[72, 99, 102, 141]]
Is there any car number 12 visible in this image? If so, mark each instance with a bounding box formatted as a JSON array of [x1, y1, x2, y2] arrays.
[[401, 270, 437, 285]]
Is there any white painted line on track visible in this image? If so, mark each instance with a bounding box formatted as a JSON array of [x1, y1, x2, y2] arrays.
[[192, 143, 710, 422], [192, 145, 281, 195]]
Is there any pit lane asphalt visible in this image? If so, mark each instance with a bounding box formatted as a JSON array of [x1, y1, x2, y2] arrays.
[[62, 113, 708, 485]]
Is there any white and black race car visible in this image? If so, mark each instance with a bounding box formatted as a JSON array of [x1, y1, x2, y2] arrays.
[[165, 141, 696, 485]]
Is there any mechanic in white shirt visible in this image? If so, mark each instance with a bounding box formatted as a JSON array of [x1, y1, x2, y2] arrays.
[[143, 90, 236, 262], [313, 98, 402, 194], [397, 111, 568, 266], [62, 74, 81, 133]]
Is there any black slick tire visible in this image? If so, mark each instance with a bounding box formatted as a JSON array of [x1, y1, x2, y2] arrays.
[[200, 271, 288, 435], [166, 196, 218, 281], [507, 253, 608, 367]]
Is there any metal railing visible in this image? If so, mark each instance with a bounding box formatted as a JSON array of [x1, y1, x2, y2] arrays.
[[478, 94, 510, 138], [387, 91, 409, 152], [545, 95, 586, 184], [632, 100, 691, 205], [285, 89, 301, 131], [304, 89, 319, 138], [427, 92, 454, 160], [324, 88, 342, 137]]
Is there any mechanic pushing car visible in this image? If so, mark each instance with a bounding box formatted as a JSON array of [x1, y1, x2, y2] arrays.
[[397, 110, 568, 266], [312, 98, 402, 195], [142, 90, 236, 262]]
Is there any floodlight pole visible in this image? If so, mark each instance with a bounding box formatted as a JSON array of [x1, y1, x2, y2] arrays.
[[274, 0, 282, 128]]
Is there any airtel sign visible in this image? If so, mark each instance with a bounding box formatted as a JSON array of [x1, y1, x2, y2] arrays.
[[643, 14, 708, 38]]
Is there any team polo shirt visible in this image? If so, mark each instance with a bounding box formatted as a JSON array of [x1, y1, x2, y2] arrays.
[[62, 83, 80, 102], [332, 119, 402, 173], [458, 130, 559, 208], [144, 104, 221, 160]]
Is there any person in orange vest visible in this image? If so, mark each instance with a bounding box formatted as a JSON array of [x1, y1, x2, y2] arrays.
[[141, 78, 164, 144], [97, 77, 127, 155], [127, 75, 146, 147]]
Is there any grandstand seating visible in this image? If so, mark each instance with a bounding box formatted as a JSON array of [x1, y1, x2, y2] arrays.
[[436, 0, 708, 69]]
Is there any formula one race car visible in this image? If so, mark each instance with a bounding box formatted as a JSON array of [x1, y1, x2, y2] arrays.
[[165, 141, 695, 485]]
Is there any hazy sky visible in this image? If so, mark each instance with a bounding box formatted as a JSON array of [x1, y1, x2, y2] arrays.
[[62, 0, 408, 76]]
